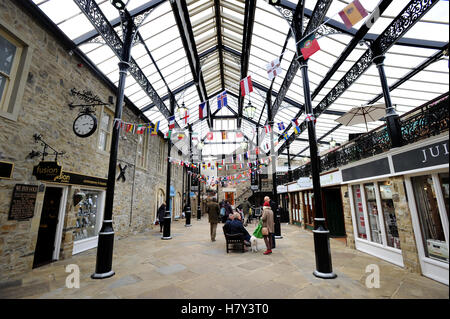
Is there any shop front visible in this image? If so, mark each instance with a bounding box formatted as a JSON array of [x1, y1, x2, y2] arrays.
[[394, 136, 449, 285], [32, 165, 107, 260], [342, 134, 448, 284]]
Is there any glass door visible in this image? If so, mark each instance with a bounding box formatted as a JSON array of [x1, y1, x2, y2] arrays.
[[378, 181, 401, 249], [364, 183, 383, 244], [411, 174, 449, 263], [352, 185, 367, 239]]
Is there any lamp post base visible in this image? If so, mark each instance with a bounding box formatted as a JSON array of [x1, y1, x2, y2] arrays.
[[91, 270, 115, 279], [161, 236, 172, 240], [185, 224, 192, 227], [275, 235, 283, 239], [313, 270, 337, 279]]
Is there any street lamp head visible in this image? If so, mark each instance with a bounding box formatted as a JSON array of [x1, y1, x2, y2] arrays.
[[110, 0, 127, 10], [244, 101, 256, 120]]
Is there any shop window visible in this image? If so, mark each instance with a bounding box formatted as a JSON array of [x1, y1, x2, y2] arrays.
[[411, 175, 448, 263], [98, 108, 113, 152], [364, 183, 383, 244], [0, 27, 30, 120], [136, 133, 148, 169], [378, 181, 401, 249], [74, 190, 103, 242], [352, 185, 367, 239]]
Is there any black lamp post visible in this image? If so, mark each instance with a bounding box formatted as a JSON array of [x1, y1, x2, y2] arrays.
[[287, 144, 292, 182], [267, 90, 282, 239], [162, 94, 175, 240], [197, 163, 201, 220], [373, 55, 404, 148], [299, 59, 336, 279], [185, 124, 193, 227], [91, 8, 134, 279]]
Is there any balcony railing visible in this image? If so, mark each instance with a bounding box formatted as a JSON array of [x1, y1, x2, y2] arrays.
[[277, 93, 449, 186]]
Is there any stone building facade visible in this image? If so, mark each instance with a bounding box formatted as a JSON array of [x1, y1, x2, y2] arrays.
[[0, 0, 185, 281]]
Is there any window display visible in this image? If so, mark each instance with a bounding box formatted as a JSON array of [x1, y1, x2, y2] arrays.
[[352, 185, 367, 239], [439, 173, 449, 219], [412, 175, 448, 263], [379, 181, 401, 249], [74, 190, 101, 241], [364, 183, 383, 244]]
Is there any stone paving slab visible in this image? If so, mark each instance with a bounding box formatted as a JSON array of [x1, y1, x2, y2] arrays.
[[0, 218, 448, 299]]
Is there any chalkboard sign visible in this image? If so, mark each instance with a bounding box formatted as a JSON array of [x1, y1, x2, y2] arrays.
[[8, 184, 38, 220]]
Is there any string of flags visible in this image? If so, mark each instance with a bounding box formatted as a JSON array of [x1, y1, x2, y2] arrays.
[[113, 119, 160, 135]]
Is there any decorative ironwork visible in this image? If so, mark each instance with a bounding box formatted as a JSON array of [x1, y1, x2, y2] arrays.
[[68, 88, 111, 111], [401, 95, 449, 145], [27, 134, 65, 162], [73, 0, 173, 123], [278, 0, 439, 156], [277, 95, 450, 184], [375, 0, 438, 54]]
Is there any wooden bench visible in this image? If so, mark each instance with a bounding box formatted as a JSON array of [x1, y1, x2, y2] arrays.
[[223, 225, 245, 253]]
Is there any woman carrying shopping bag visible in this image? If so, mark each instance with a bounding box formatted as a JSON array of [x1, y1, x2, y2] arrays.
[[261, 201, 274, 255]]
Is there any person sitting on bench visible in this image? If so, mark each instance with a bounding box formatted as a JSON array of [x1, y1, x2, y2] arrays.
[[228, 212, 251, 246]]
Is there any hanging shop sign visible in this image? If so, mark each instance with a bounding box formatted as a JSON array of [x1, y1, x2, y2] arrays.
[[34, 168, 107, 188], [170, 186, 175, 197], [0, 161, 14, 179], [392, 140, 449, 173], [32, 161, 62, 181], [8, 184, 38, 220], [342, 158, 390, 182]]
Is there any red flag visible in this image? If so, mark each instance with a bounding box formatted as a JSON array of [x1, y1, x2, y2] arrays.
[[299, 34, 320, 60], [199, 102, 206, 120], [240, 76, 253, 97], [206, 132, 214, 140]]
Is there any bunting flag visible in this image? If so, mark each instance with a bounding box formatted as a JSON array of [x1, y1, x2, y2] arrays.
[[266, 58, 282, 81], [136, 125, 145, 134], [166, 130, 172, 139], [152, 121, 160, 135], [240, 76, 253, 97], [168, 116, 175, 130], [236, 131, 243, 138], [299, 34, 320, 60], [240, 163, 244, 169], [264, 125, 272, 133], [177, 132, 185, 140], [222, 131, 227, 140], [182, 110, 190, 125], [191, 132, 198, 141], [217, 91, 227, 110], [305, 114, 316, 123], [206, 132, 214, 140], [339, 0, 368, 29], [292, 119, 301, 134], [277, 122, 285, 131], [199, 102, 206, 120], [233, 164, 237, 170]]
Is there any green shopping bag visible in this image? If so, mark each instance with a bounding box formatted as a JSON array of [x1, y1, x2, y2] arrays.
[[253, 221, 263, 239]]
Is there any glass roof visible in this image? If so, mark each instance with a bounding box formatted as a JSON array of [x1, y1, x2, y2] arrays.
[[32, 0, 449, 159]]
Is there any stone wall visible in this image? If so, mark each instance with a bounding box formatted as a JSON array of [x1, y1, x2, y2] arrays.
[[0, 0, 184, 282], [341, 185, 355, 249], [391, 176, 421, 273]]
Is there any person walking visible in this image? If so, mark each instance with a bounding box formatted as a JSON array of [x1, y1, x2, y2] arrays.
[[157, 203, 166, 233], [206, 197, 221, 241], [240, 198, 251, 226], [261, 201, 274, 255]]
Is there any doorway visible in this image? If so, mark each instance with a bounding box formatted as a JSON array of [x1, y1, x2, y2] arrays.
[[33, 186, 64, 268], [225, 192, 235, 206], [322, 187, 346, 237]]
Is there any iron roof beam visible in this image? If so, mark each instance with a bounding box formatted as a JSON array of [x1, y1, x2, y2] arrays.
[[277, 0, 447, 50], [277, 0, 393, 151], [278, 0, 441, 155], [73, 0, 166, 45], [171, 0, 212, 129], [238, 0, 257, 128], [214, 0, 225, 91], [73, 0, 178, 127]]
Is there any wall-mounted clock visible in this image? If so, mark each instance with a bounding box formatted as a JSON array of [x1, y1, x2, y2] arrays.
[[73, 112, 97, 138]]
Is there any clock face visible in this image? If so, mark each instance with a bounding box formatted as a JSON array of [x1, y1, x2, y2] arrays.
[[73, 113, 97, 138]]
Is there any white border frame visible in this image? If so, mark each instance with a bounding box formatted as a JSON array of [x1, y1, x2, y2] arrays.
[[50, 186, 68, 261], [348, 179, 404, 267], [72, 189, 106, 255]]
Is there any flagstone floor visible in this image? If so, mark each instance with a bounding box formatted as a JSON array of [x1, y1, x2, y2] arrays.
[[0, 217, 448, 299]]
